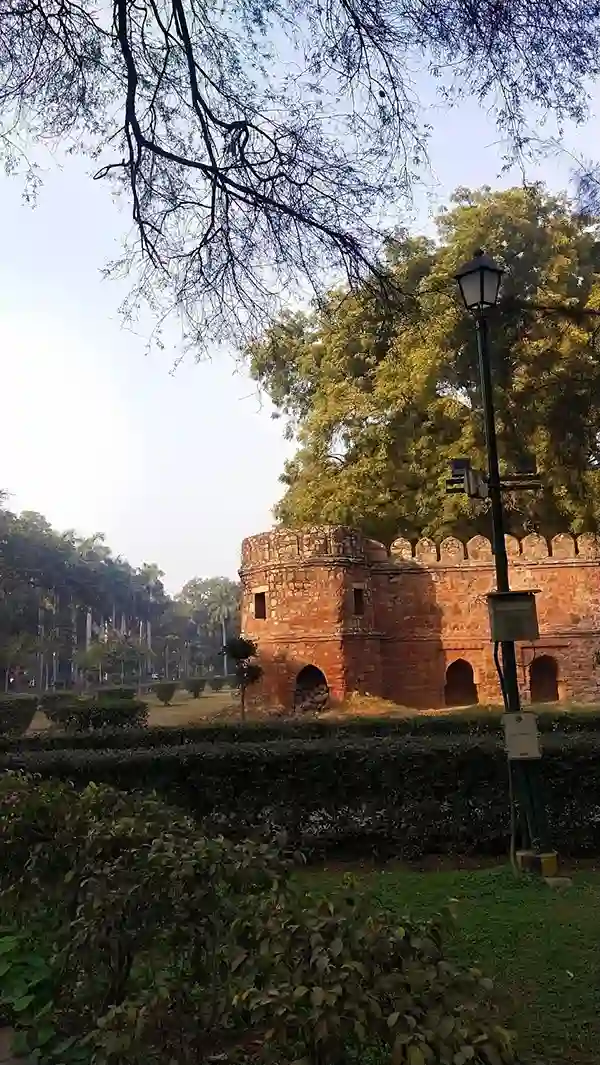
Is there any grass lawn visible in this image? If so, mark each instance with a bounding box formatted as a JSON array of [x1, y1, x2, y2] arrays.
[[305, 865, 600, 1065], [145, 688, 240, 725], [27, 688, 242, 731]]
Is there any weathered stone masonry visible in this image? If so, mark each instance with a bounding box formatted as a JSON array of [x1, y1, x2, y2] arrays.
[[240, 526, 600, 710]]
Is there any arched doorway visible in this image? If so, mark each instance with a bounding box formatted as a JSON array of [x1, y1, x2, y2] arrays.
[[444, 659, 478, 708], [529, 656, 559, 703], [294, 665, 329, 714]]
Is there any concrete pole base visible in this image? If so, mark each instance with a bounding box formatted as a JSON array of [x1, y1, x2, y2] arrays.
[[516, 850, 559, 878]]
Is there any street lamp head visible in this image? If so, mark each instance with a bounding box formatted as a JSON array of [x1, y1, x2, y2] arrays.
[[454, 248, 504, 314]]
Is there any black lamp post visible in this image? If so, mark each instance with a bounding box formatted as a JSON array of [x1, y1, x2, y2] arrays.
[[454, 250, 552, 864]]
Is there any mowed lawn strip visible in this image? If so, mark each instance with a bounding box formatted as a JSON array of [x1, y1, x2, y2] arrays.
[[304, 866, 600, 1065]]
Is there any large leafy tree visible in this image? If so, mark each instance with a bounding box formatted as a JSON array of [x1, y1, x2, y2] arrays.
[[248, 185, 600, 544], [176, 577, 241, 675], [2, 1, 600, 349]]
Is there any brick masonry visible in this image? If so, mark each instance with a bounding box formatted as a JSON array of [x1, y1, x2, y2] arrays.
[[240, 526, 600, 710]]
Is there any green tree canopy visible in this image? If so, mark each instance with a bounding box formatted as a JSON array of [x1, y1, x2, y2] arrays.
[[248, 185, 600, 545], [0, 496, 234, 688]]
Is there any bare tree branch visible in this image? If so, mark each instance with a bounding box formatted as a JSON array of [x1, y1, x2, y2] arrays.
[[1, 0, 600, 352]]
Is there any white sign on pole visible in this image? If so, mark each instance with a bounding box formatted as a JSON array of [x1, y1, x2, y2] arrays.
[[502, 713, 541, 761]]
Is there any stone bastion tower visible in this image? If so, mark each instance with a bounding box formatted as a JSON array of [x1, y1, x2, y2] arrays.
[[240, 525, 600, 711]]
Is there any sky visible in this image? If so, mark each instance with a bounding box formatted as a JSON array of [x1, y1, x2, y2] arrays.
[[1, 74, 599, 593]]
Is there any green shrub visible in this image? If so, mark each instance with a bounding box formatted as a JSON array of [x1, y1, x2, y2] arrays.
[[0, 774, 513, 1065], [1, 733, 598, 859], [0, 695, 38, 736], [39, 693, 82, 726], [95, 686, 137, 701], [210, 676, 226, 692], [40, 696, 147, 732], [67, 698, 148, 731], [152, 681, 178, 705], [4, 706, 600, 755], [0, 927, 55, 1035], [185, 677, 206, 698]]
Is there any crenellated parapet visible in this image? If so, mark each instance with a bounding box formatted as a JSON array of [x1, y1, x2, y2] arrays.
[[241, 526, 370, 568], [388, 532, 600, 564], [241, 526, 600, 573]]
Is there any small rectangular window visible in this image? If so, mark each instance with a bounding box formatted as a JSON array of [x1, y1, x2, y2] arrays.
[[353, 587, 365, 616], [254, 591, 267, 619]]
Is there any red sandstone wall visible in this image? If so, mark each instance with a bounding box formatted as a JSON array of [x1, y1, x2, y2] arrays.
[[382, 532, 600, 707], [241, 526, 374, 705], [240, 526, 600, 711]]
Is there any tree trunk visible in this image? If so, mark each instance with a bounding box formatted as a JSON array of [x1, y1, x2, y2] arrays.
[[222, 617, 228, 677], [71, 601, 78, 686], [240, 682, 246, 722], [37, 604, 45, 691]]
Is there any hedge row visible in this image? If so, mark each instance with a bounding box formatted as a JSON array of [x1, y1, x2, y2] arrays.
[[0, 690, 147, 736], [2, 733, 599, 858], [3, 705, 600, 752]]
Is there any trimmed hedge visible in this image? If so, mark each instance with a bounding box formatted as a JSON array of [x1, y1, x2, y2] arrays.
[[152, 681, 178, 705], [95, 686, 137, 700], [62, 697, 148, 731], [1, 733, 599, 858], [0, 695, 38, 736], [40, 695, 148, 731], [185, 677, 207, 697], [5, 706, 600, 753]]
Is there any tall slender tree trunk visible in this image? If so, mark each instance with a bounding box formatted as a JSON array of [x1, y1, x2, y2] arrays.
[[51, 590, 58, 688], [86, 609, 92, 651], [222, 617, 228, 677], [37, 604, 45, 691], [71, 601, 79, 687]]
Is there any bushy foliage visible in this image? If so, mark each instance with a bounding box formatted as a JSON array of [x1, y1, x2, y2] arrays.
[[40, 695, 148, 731], [4, 706, 600, 753], [96, 687, 137, 701], [224, 637, 263, 720], [40, 693, 83, 726], [210, 676, 226, 692], [1, 733, 598, 859], [152, 682, 178, 705], [250, 187, 600, 544], [185, 677, 206, 698], [68, 699, 148, 732], [0, 695, 38, 736], [0, 773, 513, 1065]]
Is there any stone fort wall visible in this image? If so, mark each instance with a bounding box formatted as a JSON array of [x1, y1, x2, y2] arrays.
[[240, 526, 600, 710]]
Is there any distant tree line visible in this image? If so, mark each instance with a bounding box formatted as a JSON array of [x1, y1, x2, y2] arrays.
[[0, 494, 240, 691]]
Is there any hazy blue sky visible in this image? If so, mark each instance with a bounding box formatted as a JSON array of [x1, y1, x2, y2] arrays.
[[1, 80, 599, 593]]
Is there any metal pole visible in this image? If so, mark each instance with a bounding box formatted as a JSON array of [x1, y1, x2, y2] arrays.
[[475, 315, 546, 852]]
